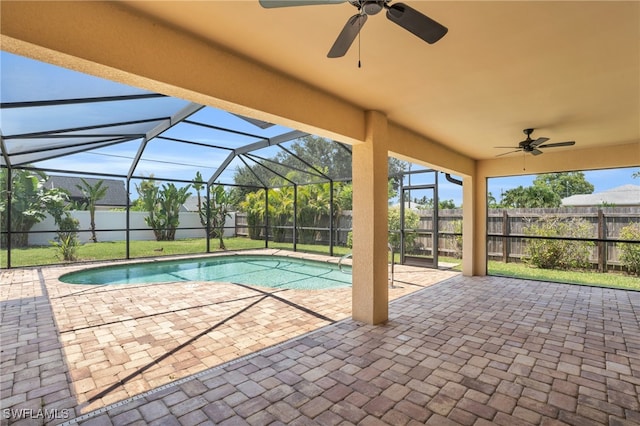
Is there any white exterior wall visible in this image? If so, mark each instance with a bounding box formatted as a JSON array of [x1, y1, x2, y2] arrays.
[[28, 211, 236, 246]]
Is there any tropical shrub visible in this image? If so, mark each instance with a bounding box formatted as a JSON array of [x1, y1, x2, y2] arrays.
[[524, 215, 594, 270], [239, 190, 266, 240], [618, 223, 640, 276], [452, 219, 463, 259], [296, 183, 330, 244], [388, 206, 420, 251], [268, 187, 294, 243], [0, 169, 69, 247], [206, 185, 233, 249], [136, 179, 191, 241], [347, 206, 420, 251], [51, 213, 80, 261]]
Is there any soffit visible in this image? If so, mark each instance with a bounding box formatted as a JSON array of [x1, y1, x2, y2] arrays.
[[120, 1, 640, 161]]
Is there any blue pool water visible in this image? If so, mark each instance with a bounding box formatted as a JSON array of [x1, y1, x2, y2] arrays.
[[60, 255, 352, 290]]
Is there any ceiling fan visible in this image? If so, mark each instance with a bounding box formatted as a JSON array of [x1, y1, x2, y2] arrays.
[[258, 0, 448, 58], [495, 128, 576, 157]]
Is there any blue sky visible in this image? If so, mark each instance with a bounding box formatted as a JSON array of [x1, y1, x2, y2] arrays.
[[400, 166, 639, 208], [2, 51, 638, 206]]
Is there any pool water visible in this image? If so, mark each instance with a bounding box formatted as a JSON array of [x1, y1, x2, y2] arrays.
[[60, 255, 352, 290]]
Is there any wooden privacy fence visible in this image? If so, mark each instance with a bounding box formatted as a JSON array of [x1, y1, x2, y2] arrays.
[[487, 207, 640, 271], [235, 211, 352, 246], [236, 207, 639, 270]]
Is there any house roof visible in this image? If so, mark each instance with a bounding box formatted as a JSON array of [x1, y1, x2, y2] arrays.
[[44, 175, 129, 207], [561, 184, 640, 207], [182, 195, 201, 213]]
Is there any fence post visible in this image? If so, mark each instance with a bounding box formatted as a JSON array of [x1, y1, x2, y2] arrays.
[[502, 210, 510, 263], [598, 209, 606, 272]]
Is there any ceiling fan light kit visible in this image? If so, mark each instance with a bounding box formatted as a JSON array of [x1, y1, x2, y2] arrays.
[[259, 0, 448, 58], [495, 128, 576, 157]]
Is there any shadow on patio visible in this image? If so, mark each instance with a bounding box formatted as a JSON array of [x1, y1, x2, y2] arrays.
[[70, 274, 639, 425], [1, 251, 457, 424]]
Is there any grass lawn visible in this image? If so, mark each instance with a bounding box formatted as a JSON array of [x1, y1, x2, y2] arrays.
[[0, 237, 351, 268], [2, 238, 637, 291], [489, 260, 640, 291]]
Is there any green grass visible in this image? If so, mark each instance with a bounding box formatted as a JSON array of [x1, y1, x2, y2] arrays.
[[2, 239, 637, 291], [0, 237, 351, 268], [489, 260, 640, 291]]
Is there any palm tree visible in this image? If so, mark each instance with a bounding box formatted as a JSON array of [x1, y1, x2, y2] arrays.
[[208, 185, 232, 249], [76, 178, 108, 242], [268, 187, 294, 242], [239, 190, 266, 240], [192, 171, 206, 230]]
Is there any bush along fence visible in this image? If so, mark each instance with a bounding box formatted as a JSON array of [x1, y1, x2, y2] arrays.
[[237, 206, 639, 274], [486, 207, 640, 274]]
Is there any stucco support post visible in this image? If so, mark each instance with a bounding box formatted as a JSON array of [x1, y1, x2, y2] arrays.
[[352, 111, 389, 325], [462, 173, 487, 276]]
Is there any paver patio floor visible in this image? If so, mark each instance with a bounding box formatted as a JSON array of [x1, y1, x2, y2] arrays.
[[1, 249, 457, 424], [2, 250, 639, 425]]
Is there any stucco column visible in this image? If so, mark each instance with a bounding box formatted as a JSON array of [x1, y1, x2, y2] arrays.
[[351, 111, 389, 325], [462, 173, 487, 276]]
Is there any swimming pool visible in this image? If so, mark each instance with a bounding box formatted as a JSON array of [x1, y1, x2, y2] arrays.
[[60, 255, 352, 290]]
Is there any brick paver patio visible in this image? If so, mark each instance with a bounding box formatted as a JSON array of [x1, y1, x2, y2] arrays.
[[1, 250, 639, 425]]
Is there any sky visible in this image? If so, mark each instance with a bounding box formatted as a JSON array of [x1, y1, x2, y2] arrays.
[[2, 51, 638, 206]]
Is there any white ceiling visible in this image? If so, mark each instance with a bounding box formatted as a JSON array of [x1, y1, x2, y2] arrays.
[[121, 1, 639, 161]]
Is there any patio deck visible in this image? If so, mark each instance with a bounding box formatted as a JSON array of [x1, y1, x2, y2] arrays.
[[1, 251, 639, 425]]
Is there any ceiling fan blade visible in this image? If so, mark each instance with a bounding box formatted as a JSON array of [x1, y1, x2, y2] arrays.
[[531, 149, 543, 156], [385, 3, 448, 44], [494, 146, 520, 149], [496, 150, 522, 157], [259, 0, 346, 8], [327, 13, 368, 58], [538, 141, 576, 148], [530, 137, 549, 147]]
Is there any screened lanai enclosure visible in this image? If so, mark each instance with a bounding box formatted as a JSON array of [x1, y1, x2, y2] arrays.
[[1, 52, 459, 269]]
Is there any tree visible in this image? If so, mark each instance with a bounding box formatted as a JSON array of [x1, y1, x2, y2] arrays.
[[136, 179, 191, 241], [0, 168, 69, 247], [412, 196, 457, 209], [192, 171, 208, 233], [334, 182, 353, 211], [75, 178, 108, 242], [277, 136, 353, 180], [487, 192, 501, 209], [206, 185, 233, 249], [267, 186, 294, 243], [239, 190, 266, 240], [387, 206, 420, 251], [533, 172, 594, 199], [500, 185, 561, 208], [296, 183, 331, 244], [232, 136, 408, 201], [387, 158, 409, 196]]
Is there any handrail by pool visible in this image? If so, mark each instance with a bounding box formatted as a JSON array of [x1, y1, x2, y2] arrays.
[[388, 243, 396, 288], [338, 253, 352, 273], [338, 245, 396, 288]]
